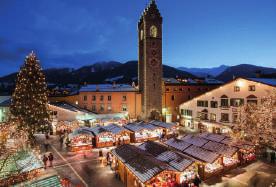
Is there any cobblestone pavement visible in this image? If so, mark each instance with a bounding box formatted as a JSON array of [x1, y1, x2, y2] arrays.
[[35, 134, 123, 187]]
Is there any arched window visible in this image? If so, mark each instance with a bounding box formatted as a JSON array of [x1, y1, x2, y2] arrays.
[[150, 25, 158, 37], [221, 95, 228, 98]]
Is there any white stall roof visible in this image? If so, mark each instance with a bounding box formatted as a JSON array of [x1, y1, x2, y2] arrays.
[[165, 138, 192, 151], [202, 141, 238, 157], [139, 141, 194, 172], [181, 134, 209, 147], [149, 120, 176, 129], [111, 144, 174, 183], [124, 122, 159, 132], [199, 132, 227, 143], [183, 145, 220, 163]]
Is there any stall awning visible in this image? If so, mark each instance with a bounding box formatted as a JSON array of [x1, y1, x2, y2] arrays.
[[14, 175, 62, 187]]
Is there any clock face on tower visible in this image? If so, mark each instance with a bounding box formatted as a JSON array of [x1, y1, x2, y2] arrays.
[[150, 25, 158, 38]]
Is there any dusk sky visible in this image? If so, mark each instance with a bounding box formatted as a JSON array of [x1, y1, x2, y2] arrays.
[[0, 0, 275, 76]]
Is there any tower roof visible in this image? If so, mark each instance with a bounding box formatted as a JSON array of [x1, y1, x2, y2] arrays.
[[139, 0, 162, 25]]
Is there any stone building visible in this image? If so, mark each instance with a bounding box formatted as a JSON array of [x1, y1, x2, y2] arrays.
[[138, 0, 163, 120]]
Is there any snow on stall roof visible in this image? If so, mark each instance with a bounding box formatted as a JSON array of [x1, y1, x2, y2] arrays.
[[102, 124, 128, 134], [124, 122, 159, 132], [149, 120, 176, 129], [50, 102, 94, 114], [139, 141, 194, 172], [111, 144, 174, 183], [247, 78, 276, 87], [165, 138, 192, 151], [69, 127, 94, 140], [202, 141, 238, 157], [79, 84, 137, 92], [183, 145, 220, 163], [181, 134, 209, 147], [198, 132, 227, 143]]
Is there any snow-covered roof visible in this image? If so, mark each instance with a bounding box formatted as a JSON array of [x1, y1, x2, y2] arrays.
[[139, 141, 194, 172], [50, 102, 93, 114], [111, 144, 174, 183], [124, 122, 160, 132], [202, 141, 238, 157], [247, 78, 276, 87], [68, 127, 94, 140], [165, 138, 192, 151], [181, 134, 209, 147], [101, 124, 129, 135], [199, 132, 227, 143], [0, 96, 11, 107], [79, 84, 137, 92], [183, 145, 220, 163], [149, 120, 176, 129]]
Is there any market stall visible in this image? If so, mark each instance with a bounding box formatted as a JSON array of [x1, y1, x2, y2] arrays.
[[89, 126, 114, 148], [0, 150, 43, 186], [202, 141, 239, 170], [111, 144, 177, 187], [68, 128, 94, 152], [56, 120, 80, 134], [149, 120, 178, 139], [139, 141, 198, 185], [124, 122, 163, 143], [103, 124, 130, 146]]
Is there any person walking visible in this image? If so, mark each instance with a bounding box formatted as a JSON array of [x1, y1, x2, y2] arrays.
[[48, 152, 54, 167], [59, 135, 64, 148], [42, 155, 48, 169]]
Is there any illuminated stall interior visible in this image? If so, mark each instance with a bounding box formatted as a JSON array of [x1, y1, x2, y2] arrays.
[[149, 120, 178, 138], [89, 123, 130, 148], [124, 122, 163, 143], [68, 127, 94, 151]]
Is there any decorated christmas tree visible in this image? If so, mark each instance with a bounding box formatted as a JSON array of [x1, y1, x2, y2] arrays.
[[10, 51, 50, 139]]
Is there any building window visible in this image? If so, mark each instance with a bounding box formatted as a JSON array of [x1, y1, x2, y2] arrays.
[[179, 88, 183, 91], [174, 88, 177, 91], [221, 113, 229, 122], [230, 98, 244, 107], [122, 104, 127, 111], [100, 95, 104, 101], [210, 113, 216, 121], [171, 95, 175, 101], [210, 101, 218, 108], [234, 86, 240, 92], [100, 104, 104, 112], [108, 95, 112, 101], [197, 100, 208, 107], [122, 96, 127, 101], [107, 104, 112, 112], [247, 99, 258, 105], [84, 105, 87, 109], [181, 109, 192, 116], [92, 96, 96, 101], [83, 95, 87, 101], [92, 105, 96, 112], [188, 88, 191, 92], [166, 88, 170, 92], [220, 95, 229, 107], [249, 85, 256, 91], [188, 95, 191, 100]]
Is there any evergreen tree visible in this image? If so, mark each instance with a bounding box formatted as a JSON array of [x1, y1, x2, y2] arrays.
[[10, 52, 50, 139]]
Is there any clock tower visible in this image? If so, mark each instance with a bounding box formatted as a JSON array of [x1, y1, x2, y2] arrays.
[[138, 0, 163, 120]]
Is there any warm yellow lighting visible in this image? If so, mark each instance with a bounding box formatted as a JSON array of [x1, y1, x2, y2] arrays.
[[236, 80, 244, 87]]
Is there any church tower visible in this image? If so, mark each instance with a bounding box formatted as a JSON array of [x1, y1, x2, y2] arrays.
[[138, 0, 163, 120]]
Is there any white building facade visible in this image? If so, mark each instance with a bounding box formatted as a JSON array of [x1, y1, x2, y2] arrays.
[[179, 78, 276, 134]]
